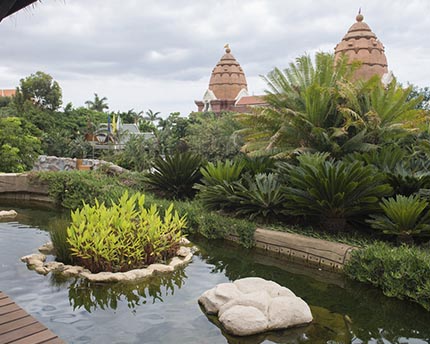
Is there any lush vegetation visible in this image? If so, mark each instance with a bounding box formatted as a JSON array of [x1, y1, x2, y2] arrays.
[[345, 242, 430, 311], [66, 192, 186, 272], [3, 53, 430, 310]]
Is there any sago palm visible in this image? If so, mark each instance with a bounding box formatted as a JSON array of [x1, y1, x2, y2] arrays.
[[367, 194, 430, 243]]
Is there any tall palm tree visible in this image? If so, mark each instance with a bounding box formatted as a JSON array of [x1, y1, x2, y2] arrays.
[[85, 93, 109, 112], [144, 109, 161, 123]]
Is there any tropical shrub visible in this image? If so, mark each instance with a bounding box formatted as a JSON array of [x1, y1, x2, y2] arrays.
[[66, 192, 186, 273], [345, 146, 430, 196], [367, 195, 430, 244], [285, 154, 392, 230], [199, 159, 245, 186], [34, 170, 129, 209], [145, 152, 203, 200], [195, 211, 255, 248], [186, 112, 243, 161], [240, 155, 276, 176], [237, 52, 422, 159], [345, 242, 430, 311], [228, 173, 287, 220], [0, 117, 42, 172]]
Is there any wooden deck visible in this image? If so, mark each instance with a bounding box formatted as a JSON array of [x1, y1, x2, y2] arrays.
[[0, 292, 64, 344]]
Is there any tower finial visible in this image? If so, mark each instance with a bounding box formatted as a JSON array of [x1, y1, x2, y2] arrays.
[[224, 43, 231, 53], [356, 8, 364, 22]]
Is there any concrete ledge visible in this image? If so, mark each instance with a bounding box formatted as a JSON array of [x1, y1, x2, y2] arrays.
[[227, 228, 356, 271], [0, 173, 53, 203]]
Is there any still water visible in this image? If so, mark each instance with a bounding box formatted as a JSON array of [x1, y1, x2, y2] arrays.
[[0, 205, 429, 344]]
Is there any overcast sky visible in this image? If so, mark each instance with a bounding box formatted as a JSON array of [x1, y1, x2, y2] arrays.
[[1, 0, 429, 117]]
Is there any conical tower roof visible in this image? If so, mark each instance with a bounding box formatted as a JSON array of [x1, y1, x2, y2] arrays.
[[208, 45, 248, 100], [335, 12, 388, 80]]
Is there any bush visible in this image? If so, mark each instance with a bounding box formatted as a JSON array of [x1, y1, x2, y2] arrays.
[[345, 242, 430, 311], [368, 194, 430, 243], [284, 154, 392, 230], [144, 152, 203, 200], [195, 211, 256, 248], [197, 160, 286, 220], [66, 192, 186, 273], [34, 170, 130, 209]]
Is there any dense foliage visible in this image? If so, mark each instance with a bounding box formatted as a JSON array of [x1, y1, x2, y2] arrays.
[[0, 117, 42, 172], [67, 192, 186, 272], [345, 242, 430, 311], [144, 152, 203, 200], [284, 154, 392, 230], [237, 53, 422, 158], [368, 195, 430, 243]]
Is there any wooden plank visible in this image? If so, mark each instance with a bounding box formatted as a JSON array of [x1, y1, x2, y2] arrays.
[[42, 338, 64, 344], [0, 322, 46, 343], [0, 309, 28, 326], [9, 329, 58, 344], [0, 292, 64, 344], [0, 315, 37, 334], [0, 303, 20, 316], [0, 298, 14, 307]]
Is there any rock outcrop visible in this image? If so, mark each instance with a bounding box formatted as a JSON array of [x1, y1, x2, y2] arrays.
[[199, 277, 312, 336]]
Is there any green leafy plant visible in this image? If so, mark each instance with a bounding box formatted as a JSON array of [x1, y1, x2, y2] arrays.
[[368, 195, 430, 244], [34, 170, 128, 209], [285, 154, 392, 230], [345, 242, 430, 311], [145, 152, 203, 200], [66, 192, 187, 273], [346, 146, 430, 196], [199, 159, 245, 186], [229, 173, 287, 220]]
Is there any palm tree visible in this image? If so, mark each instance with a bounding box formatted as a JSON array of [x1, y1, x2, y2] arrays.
[[237, 52, 422, 159], [85, 93, 109, 112], [144, 109, 161, 124]]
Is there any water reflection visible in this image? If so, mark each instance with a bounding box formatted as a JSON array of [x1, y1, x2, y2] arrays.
[[54, 268, 188, 312], [194, 237, 430, 344]]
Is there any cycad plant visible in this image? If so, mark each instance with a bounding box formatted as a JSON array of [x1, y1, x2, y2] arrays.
[[285, 154, 392, 231], [367, 194, 430, 244], [145, 152, 203, 200], [195, 160, 287, 220], [229, 173, 287, 220]]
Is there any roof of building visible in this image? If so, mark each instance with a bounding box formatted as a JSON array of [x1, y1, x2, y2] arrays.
[[208, 45, 248, 100], [235, 95, 267, 106], [334, 12, 388, 80], [0, 89, 16, 97]]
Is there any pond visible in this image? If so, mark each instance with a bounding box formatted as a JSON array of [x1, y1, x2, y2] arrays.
[[1, 204, 430, 344]]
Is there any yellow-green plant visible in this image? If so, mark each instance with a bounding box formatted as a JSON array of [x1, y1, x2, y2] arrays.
[[66, 192, 186, 273]]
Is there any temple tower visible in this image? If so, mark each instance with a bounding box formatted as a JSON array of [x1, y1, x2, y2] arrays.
[[195, 45, 248, 113], [335, 12, 389, 80]]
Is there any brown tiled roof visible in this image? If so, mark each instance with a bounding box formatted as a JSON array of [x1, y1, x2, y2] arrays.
[[0, 89, 16, 97], [208, 45, 248, 100], [236, 95, 267, 106], [334, 12, 388, 80]]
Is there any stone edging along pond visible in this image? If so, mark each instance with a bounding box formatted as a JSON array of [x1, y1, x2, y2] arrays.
[[21, 240, 194, 283], [0, 172, 356, 272]]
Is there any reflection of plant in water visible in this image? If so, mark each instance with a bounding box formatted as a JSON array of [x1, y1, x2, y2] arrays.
[[67, 268, 187, 313]]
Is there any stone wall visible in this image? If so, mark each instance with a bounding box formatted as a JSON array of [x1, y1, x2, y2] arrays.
[[33, 155, 126, 173], [226, 228, 356, 271], [0, 173, 51, 203]]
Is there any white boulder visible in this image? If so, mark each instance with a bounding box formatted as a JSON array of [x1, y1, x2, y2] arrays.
[[0, 210, 17, 219], [198, 277, 312, 336]]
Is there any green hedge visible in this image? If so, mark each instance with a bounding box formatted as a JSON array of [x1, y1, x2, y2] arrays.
[[345, 242, 430, 311], [35, 171, 256, 249]]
